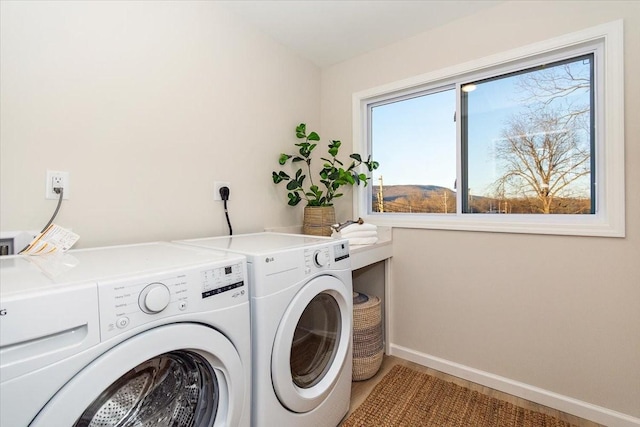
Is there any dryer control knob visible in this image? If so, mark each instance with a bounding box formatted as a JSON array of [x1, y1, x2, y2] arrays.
[[139, 283, 171, 314], [313, 250, 329, 267]]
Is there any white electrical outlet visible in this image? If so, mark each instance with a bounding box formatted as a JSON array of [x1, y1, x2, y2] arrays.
[[214, 181, 231, 201], [46, 170, 70, 200]]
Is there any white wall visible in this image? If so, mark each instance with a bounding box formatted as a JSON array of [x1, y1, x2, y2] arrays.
[[321, 0, 640, 422], [0, 1, 319, 247]]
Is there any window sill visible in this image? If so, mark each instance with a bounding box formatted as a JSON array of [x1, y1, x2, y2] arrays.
[[361, 213, 624, 238]]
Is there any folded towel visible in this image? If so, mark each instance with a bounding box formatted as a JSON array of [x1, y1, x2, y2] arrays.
[[347, 236, 379, 246], [340, 230, 378, 238], [340, 223, 378, 234]]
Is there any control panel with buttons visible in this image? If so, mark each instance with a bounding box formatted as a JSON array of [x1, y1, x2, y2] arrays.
[[302, 242, 350, 276], [98, 261, 246, 340], [201, 263, 244, 298]]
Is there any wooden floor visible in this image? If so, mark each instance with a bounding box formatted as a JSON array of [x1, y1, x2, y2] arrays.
[[341, 355, 605, 427]]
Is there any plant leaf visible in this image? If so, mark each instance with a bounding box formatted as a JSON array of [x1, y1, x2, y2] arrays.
[[288, 192, 301, 206], [307, 131, 320, 141], [278, 153, 291, 165], [295, 123, 306, 139], [343, 171, 355, 184], [350, 153, 362, 162]]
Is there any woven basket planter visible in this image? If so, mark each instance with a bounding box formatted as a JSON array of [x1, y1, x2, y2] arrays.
[[302, 206, 335, 237], [352, 292, 383, 381]]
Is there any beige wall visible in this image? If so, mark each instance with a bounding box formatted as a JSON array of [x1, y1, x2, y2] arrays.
[[2, 0, 638, 421], [321, 0, 640, 420], [0, 1, 319, 247]]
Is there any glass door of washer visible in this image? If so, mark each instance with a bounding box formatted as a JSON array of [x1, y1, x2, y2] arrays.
[[74, 350, 218, 427], [271, 275, 351, 413], [32, 324, 246, 427]]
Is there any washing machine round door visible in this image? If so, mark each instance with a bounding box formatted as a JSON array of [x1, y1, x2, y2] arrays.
[[31, 323, 246, 427], [271, 274, 351, 413]]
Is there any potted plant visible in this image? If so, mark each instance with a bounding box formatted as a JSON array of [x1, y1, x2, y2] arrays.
[[272, 123, 379, 236]]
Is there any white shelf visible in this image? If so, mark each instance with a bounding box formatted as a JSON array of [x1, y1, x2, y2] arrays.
[[348, 227, 393, 270]]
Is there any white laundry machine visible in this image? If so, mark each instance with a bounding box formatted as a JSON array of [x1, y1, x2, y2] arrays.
[[175, 232, 353, 427], [0, 242, 251, 427]]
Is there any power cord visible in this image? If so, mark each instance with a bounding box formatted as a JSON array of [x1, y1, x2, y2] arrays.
[[41, 187, 64, 232], [19, 187, 64, 254], [219, 186, 232, 235]]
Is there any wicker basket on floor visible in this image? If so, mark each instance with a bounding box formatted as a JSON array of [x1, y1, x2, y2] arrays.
[[352, 292, 383, 381]]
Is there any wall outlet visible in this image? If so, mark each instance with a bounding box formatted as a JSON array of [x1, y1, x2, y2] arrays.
[[46, 170, 70, 199], [214, 181, 231, 201]]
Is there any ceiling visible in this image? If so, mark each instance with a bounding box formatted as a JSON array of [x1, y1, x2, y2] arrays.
[[219, 0, 504, 68]]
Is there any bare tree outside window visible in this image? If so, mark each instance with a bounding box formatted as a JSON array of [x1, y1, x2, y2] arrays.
[[492, 109, 591, 214], [466, 55, 594, 214], [515, 61, 591, 128]]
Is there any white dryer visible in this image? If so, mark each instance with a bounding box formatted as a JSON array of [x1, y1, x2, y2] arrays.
[[176, 232, 353, 427], [0, 242, 251, 427]]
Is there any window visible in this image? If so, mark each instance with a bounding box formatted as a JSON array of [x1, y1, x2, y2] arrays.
[[353, 21, 624, 237], [370, 87, 457, 214], [462, 54, 595, 215]]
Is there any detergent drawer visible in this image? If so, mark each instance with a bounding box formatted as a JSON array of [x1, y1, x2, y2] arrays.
[[0, 283, 100, 382]]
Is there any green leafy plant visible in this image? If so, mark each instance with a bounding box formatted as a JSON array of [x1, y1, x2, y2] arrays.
[[272, 123, 379, 206]]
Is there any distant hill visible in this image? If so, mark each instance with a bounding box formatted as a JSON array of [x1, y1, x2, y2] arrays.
[[370, 184, 591, 214], [372, 185, 455, 202]]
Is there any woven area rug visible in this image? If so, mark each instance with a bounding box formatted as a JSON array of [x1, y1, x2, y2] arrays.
[[341, 365, 578, 427]]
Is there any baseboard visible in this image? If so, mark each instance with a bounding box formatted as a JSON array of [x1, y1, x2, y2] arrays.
[[389, 344, 640, 427]]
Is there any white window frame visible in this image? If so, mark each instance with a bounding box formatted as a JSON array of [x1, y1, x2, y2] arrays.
[[353, 20, 625, 237]]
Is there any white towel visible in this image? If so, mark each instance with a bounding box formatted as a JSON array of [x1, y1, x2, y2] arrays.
[[347, 237, 378, 245], [339, 223, 378, 234], [340, 230, 378, 238]]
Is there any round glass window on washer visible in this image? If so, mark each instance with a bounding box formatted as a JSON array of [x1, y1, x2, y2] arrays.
[[73, 351, 218, 427], [290, 293, 342, 389]]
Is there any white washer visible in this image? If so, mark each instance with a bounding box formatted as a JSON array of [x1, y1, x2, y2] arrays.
[[0, 242, 251, 427], [176, 232, 353, 427]]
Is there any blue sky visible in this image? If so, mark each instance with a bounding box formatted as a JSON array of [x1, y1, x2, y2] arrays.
[[371, 88, 456, 189]]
